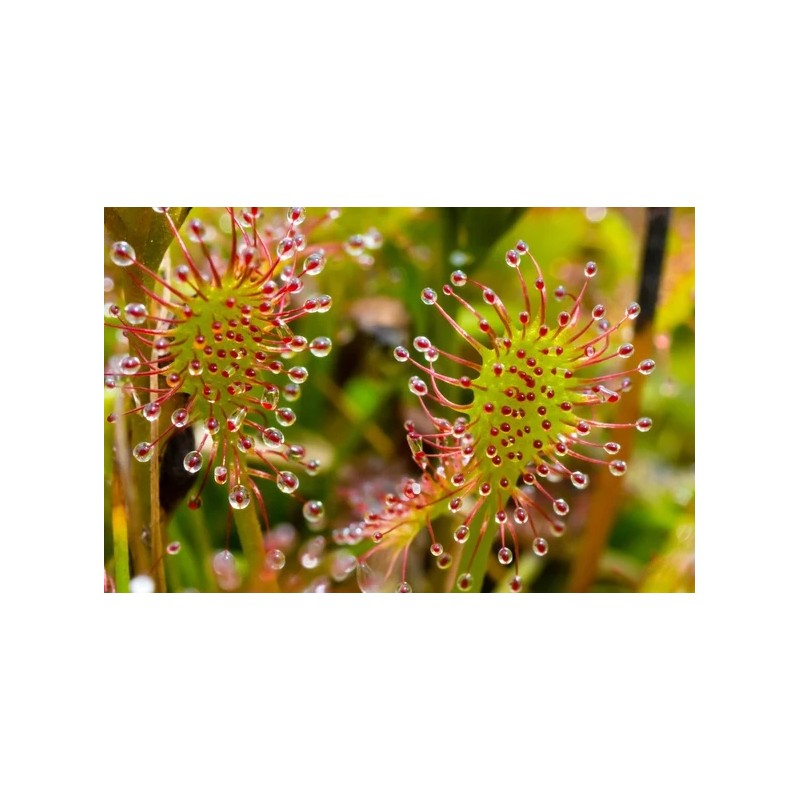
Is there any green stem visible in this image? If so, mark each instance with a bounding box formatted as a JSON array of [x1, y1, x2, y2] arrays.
[[451, 521, 495, 593], [180, 506, 217, 592], [112, 473, 130, 593], [235, 501, 278, 592]]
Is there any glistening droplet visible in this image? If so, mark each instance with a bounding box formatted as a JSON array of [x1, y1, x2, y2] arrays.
[[277, 471, 299, 494], [132, 442, 153, 462], [303, 500, 326, 524], [183, 451, 203, 473], [110, 241, 136, 267], [457, 573, 474, 591], [265, 549, 286, 571], [309, 336, 332, 357]]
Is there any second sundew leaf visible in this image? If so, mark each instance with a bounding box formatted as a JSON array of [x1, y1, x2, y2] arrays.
[[352, 240, 657, 593]]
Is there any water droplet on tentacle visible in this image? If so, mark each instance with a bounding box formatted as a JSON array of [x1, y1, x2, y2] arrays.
[[262, 427, 284, 450], [228, 484, 250, 510], [276, 407, 296, 427], [183, 451, 203, 473], [457, 573, 474, 591], [287, 366, 308, 384], [638, 359, 655, 375], [609, 459, 627, 476], [303, 500, 326, 525], [570, 471, 589, 489], [124, 303, 147, 324], [265, 549, 286, 571], [142, 402, 160, 422], [277, 471, 299, 494], [309, 336, 332, 357], [304, 251, 326, 276], [110, 241, 136, 267], [288, 207, 306, 225], [498, 547, 513, 565], [132, 442, 153, 462], [171, 408, 189, 428], [120, 355, 141, 375], [261, 385, 280, 411], [553, 499, 569, 516]]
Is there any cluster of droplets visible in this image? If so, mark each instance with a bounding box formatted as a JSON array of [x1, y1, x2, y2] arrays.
[[379, 240, 655, 592], [104, 208, 368, 540], [337, 435, 480, 592], [208, 519, 360, 592]]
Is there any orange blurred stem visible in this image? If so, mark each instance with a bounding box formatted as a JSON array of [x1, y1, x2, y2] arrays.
[[567, 208, 670, 592]]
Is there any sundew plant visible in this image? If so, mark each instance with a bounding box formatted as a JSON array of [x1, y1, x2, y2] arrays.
[[103, 207, 695, 593]]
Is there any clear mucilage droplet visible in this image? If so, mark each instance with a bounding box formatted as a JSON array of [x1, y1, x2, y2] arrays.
[[261, 385, 280, 411], [277, 471, 299, 494], [183, 451, 203, 473], [609, 460, 628, 476], [142, 402, 160, 421], [228, 484, 250, 510], [110, 241, 136, 267], [454, 525, 470, 543], [262, 427, 284, 450], [421, 287, 437, 305], [302, 500, 326, 524], [309, 336, 332, 357], [132, 442, 153, 462], [265, 549, 286, 571], [498, 547, 513, 565]]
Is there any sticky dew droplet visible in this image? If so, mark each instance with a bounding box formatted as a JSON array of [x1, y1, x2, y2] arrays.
[[609, 459, 627, 477], [110, 241, 136, 267], [183, 451, 203, 473], [309, 336, 332, 357], [498, 547, 513, 565], [277, 471, 299, 494], [265, 549, 286, 571], [132, 442, 153, 462], [262, 427, 284, 450], [420, 287, 438, 306], [457, 573, 474, 591], [303, 500, 326, 524]]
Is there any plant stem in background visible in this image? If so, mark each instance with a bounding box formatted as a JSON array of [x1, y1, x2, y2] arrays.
[[567, 208, 671, 592], [105, 208, 189, 590], [236, 501, 279, 592], [111, 471, 130, 594]]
